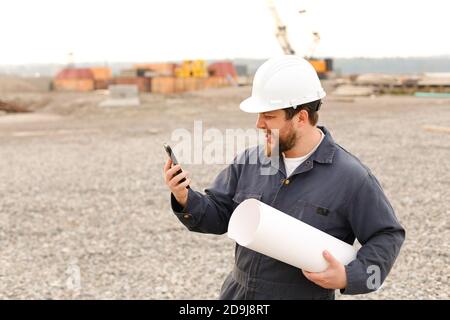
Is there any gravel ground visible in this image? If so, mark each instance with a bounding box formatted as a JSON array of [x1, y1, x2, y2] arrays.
[[0, 87, 449, 299]]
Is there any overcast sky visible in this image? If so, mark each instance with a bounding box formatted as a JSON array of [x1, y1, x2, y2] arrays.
[[1, 0, 449, 64]]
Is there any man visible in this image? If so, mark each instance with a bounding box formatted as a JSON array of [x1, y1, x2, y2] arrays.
[[163, 55, 405, 299]]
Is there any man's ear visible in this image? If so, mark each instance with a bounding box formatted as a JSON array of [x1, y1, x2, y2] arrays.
[[297, 109, 309, 125]]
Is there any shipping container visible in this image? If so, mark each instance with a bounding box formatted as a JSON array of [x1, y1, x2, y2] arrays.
[[54, 68, 95, 91], [90, 67, 112, 81], [94, 79, 111, 90], [175, 77, 185, 92], [208, 62, 238, 78], [55, 68, 94, 80], [133, 63, 177, 76], [175, 60, 207, 78], [120, 69, 139, 77], [114, 77, 151, 92], [54, 79, 94, 92], [184, 78, 196, 91], [151, 76, 176, 94]]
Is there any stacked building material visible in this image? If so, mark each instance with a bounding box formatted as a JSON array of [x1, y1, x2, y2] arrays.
[[417, 73, 450, 87], [151, 77, 176, 94], [355, 73, 400, 86], [90, 67, 112, 90], [113, 77, 151, 93], [205, 76, 228, 88], [150, 76, 231, 94], [208, 61, 238, 79], [149, 60, 234, 93], [175, 60, 208, 78], [54, 68, 95, 92], [337, 72, 450, 95], [53, 61, 241, 94], [134, 63, 177, 77]]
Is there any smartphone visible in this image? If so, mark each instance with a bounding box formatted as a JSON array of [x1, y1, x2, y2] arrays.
[[164, 143, 189, 188]]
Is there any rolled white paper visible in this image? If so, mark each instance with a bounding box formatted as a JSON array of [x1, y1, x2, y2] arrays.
[[228, 198, 357, 272]]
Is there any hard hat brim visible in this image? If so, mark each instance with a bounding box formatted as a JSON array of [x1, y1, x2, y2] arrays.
[[239, 97, 274, 113]]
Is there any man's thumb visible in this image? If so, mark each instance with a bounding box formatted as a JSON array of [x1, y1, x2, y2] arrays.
[[323, 250, 337, 265]]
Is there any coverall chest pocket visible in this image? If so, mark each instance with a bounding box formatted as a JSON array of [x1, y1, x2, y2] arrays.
[[295, 200, 333, 232]]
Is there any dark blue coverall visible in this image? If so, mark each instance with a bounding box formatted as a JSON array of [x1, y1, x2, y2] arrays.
[[171, 126, 405, 299]]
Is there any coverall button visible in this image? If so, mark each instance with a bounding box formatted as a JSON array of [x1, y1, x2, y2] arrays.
[[284, 179, 290, 185], [183, 214, 192, 219]]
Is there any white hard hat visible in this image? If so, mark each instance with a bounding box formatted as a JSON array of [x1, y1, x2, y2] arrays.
[[240, 55, 326, 113]]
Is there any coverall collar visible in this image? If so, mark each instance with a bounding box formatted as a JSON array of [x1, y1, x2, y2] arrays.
[[310, 126, 337, 164]]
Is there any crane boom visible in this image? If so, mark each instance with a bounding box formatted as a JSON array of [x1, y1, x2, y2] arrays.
[[265, 0, 333, 78], [266, 0, 295, 55]]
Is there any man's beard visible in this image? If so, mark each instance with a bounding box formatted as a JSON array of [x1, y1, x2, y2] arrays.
[[265, 127, 297, 157]]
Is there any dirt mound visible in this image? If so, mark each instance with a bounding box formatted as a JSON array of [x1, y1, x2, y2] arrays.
[[0, 100, 30, 113], [0, 76, 51, 93]]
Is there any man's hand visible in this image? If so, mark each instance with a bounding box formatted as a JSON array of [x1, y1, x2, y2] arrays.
[[302, 250, 347, 290], [163, 158, 190, 208]]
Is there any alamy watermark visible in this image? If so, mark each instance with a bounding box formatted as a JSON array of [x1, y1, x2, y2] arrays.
[[366, 265, 381, 290], [169, 121, 280, 175], [66, 259, 81, 295]]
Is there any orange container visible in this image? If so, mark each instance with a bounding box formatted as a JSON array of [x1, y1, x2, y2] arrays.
[[94, 79, 110, 90], [151, 76, 176, 94], [208, 62, 237, 78], [175, 78, 185, 92], [114, 77, 151, 92], [54, 68, 96, 91], [184, 78, 196, 92], [54, 79, 94, 92], [90, 67, 112, 80], [196, 78, 206, 90], [205, 76, 227, 88], [133, 63, 176, 76], [308, 60, 327, 74]]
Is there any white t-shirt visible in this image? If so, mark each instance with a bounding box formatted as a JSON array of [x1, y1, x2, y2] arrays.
[[283, 130, 325, 177]]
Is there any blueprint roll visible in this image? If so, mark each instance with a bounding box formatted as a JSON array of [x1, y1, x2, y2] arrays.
[[228, 198, 357, 272]]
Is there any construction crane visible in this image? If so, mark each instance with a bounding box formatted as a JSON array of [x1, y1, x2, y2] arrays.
[[266, 0, 333, 79], [308, 31, 321, 58], [267, 0, 295, 55]]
